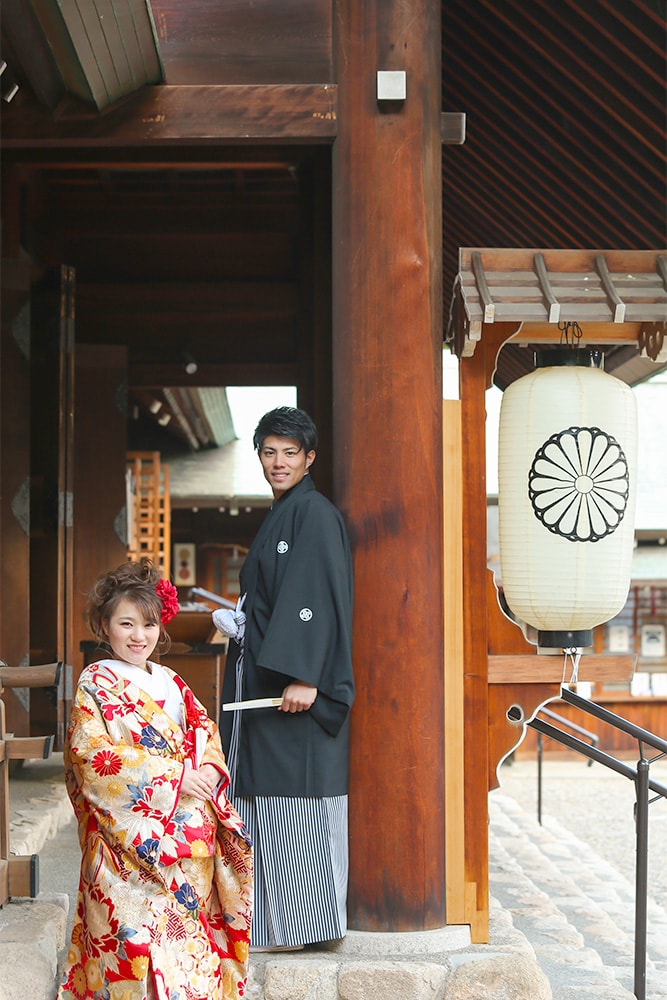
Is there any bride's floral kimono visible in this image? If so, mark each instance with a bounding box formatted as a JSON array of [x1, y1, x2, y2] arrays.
[[57, 659, 253, 1000]]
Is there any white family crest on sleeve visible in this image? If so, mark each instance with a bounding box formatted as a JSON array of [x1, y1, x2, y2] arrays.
[[276, 540, 289, 554], [299, 608, 313, 621]]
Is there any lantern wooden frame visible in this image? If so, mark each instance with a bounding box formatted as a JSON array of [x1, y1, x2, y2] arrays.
[[443, 248, 664, 939]]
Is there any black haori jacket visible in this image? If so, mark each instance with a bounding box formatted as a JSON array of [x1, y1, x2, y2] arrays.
[[221, 475, 354, 797]]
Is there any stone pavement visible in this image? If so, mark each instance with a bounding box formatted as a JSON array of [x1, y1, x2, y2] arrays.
[[2, 753, 667, 998], [491, 755, 667, 1000], [490, 792, 667, 999], [0, 756, 73, 1000]]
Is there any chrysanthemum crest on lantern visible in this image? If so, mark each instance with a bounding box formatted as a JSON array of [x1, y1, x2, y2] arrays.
[[528, 425, 630, 543]]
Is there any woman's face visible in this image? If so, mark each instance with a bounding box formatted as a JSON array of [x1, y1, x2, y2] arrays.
[[259, 435, 315, 498], [104, 597, 159, 670]]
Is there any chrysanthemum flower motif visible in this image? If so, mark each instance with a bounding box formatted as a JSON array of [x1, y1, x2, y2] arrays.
[[91, 748, 123, 776], [528, 426, 629, 542]]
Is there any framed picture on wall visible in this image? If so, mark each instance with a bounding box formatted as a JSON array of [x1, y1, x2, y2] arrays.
[[173, 543, 196, 587], [640, 623, 666, 659], [608, 624, 631, 653]]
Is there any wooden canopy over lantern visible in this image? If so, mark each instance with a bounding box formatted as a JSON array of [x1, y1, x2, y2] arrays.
[[449, 248, 667, 366]]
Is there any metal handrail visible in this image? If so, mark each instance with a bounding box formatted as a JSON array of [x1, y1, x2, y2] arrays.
[[527, 687, 667, 1000], [540, 706, 599, 746], [535, 707, 599, 824], [530, 717, 667, 796], [559, 685, 667, 755]]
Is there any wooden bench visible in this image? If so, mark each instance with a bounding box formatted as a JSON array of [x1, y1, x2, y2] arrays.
[[0, 661, 61, 905]]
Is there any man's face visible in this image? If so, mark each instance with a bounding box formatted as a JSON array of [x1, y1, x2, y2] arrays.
[[259, 435, 315, 498]]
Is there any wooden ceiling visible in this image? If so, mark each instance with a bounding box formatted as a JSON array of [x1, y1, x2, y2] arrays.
[[1, 0, 665, 444]]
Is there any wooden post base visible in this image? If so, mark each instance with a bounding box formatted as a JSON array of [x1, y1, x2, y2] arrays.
[[8, 854, 39, 898]]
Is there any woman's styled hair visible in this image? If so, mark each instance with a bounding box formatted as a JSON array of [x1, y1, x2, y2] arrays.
[[253, 406, 318, 455], [85, 557, 171, 652]]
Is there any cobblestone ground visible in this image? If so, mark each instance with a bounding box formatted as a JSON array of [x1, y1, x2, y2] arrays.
[[495, 755, 667, 912]]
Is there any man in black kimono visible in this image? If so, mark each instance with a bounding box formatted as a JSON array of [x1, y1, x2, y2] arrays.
[[218, 406, 354, 950]]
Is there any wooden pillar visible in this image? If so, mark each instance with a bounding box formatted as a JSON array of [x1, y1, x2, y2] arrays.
[[459, 344, 490, 943], [332, 0, 445, 931], [0, 164, 32, 738]]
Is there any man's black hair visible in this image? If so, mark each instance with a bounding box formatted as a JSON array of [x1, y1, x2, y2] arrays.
[[253, 406, 318, 454]]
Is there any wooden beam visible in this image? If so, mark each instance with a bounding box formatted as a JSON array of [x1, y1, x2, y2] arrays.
[[0, 663, 61, 688], [129, 362, 299, 389], [459, 248, 665, 275], [510, 321, 642, 345], [77, 281, 297, 318], [1, 85, 338, 147], [5, 735, 54, 760], [489, 654, 636, 685]]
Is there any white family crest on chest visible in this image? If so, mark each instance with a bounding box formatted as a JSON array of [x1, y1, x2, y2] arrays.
[[299, 608, 313, 621], [276, 540, 289, 554]]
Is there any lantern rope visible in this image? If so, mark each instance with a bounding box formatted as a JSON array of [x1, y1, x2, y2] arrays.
[[562, 647, 582, 685], [558, 320, 583, 347]]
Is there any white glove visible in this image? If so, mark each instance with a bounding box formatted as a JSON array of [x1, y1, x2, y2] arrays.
[[212, 594, 246, 643]]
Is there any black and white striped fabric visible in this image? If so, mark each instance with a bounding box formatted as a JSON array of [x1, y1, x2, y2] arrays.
[[227, 648, 348, 947], [234, 793, 348, 948]]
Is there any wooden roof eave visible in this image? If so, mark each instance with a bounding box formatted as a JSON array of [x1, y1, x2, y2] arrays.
[[1, 0, 165, 115]]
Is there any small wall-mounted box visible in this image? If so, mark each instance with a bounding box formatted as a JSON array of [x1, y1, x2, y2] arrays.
[[377, 70, 406, 101]]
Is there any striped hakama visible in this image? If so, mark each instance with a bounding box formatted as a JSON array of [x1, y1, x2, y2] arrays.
[[233, 794, 348, 948], [228, 670, 348, 947]]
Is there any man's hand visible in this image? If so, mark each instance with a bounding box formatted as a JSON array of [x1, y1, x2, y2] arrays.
[[279, 682, 317, 713], [180, 762, 220, 800]]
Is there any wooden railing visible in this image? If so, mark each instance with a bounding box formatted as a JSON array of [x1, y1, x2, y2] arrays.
[[0, 661, 61, 906]]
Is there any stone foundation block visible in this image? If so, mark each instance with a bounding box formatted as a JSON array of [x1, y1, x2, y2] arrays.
[[263, 959, 339, 1000], [338, 960, 447, 1000], [0, 897, 68, 1000], [442, 953, 551, 1000], [0, 942, 59, 1000]]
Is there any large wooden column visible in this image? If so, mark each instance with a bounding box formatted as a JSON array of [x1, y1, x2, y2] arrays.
[[0, 164, 32, 738], [332, 0, 445, 930]]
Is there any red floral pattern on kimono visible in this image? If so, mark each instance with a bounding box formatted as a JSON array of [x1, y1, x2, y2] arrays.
[[57, 660, 253, 1000]]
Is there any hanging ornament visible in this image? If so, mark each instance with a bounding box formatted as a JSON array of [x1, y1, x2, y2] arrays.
[[497, 344, 638, 650]]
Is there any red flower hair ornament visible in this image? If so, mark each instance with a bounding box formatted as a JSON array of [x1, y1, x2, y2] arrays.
[[156, 579, 180, 624]]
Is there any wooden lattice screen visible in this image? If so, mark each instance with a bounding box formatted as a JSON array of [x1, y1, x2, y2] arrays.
[[126, 451, 171, 579]]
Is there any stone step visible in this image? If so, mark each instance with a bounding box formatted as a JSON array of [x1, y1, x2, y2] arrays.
[[490, 792, 667, 999]]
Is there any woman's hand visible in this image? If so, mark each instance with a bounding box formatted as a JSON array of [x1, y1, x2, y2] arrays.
[[279, 682, 317, 713], [180, 763, 220, 800]]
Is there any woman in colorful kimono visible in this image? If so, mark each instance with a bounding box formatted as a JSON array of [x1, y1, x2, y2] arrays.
[[57, 558, 253, 1000]]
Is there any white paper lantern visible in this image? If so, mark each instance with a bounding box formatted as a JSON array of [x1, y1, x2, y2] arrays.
[[497, 349, 638, 649]]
